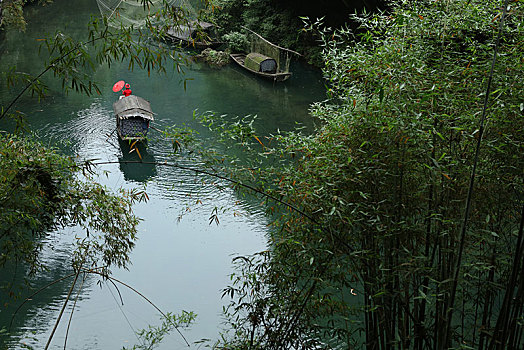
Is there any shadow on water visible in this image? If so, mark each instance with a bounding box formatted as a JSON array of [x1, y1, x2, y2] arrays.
[[118, 139, 157, 183], [179, 59, 325, 135], [0, 234, 93, 349]]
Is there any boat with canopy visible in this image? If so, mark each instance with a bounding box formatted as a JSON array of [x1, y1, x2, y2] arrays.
[[230, 26, 300, 82], [113, 95, 154, 141]]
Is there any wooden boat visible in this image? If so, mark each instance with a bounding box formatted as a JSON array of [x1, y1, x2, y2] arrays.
[[230, 27, 300, 82], [230, 53, 292, 82], [113, 95, 154, 141], [165, 20, 223, 50]]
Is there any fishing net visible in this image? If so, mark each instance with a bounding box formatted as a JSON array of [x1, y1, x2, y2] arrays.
[[96, 0, 196, 28]]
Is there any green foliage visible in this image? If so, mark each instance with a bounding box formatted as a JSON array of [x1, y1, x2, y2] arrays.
[[215, 251, 330, 349], [0, 1, 52, 31], [123, 311, 197, 350], [0, 0, 27, 31], [0, 132, 142, 277], [207, 0, 387, 65], [204, 0, 524, 348], [222, 31, 248, 52]]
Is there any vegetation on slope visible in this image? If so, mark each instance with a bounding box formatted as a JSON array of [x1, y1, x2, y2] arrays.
[[208, 0, 523, 348]]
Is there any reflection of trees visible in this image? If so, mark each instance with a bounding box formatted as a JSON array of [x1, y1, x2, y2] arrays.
[[188, 61, 322, 135], [1, 264, 194, 349], [0, 248, 90, 347]]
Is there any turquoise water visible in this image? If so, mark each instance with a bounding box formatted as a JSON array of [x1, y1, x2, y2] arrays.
[[0, 1, 326, 348]]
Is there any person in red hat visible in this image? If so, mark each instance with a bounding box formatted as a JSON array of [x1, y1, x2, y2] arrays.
[[122, 83, 132, 97]]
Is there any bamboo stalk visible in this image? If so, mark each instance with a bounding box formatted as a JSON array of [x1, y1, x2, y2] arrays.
[[488, 204, 524, 349], [444, 1, 510, 346]]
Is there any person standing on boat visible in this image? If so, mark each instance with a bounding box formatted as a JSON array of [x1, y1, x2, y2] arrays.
[[122, 83, 132, 97]]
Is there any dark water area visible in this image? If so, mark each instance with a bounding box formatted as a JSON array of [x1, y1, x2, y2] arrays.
[[0, 0, 326, 348]]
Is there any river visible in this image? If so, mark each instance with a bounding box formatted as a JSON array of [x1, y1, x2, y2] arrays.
[[0, 0, 325, 348]]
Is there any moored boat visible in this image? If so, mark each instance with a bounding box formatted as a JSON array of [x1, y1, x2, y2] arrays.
[[113, 95, 154, 141], [229, 27, 300, 82], [230, 53, 292, 82]]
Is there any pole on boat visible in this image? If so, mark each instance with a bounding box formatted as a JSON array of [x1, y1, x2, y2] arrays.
[[105, 127, 117, 141], [150, 125, 164, 133]]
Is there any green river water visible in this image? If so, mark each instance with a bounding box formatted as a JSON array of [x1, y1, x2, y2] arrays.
[[0, 0, 326, 348]]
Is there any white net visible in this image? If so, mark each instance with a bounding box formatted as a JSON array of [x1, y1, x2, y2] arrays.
[[96, 0, 196, 28]]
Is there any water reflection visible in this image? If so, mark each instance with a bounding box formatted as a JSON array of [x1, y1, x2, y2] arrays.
[[0, 232, 95, 349], [118, 139, 158, 183], [177, 59, 323, 135]]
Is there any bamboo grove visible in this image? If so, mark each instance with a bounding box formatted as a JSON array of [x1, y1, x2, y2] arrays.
[[212, 0, 523, 349]]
